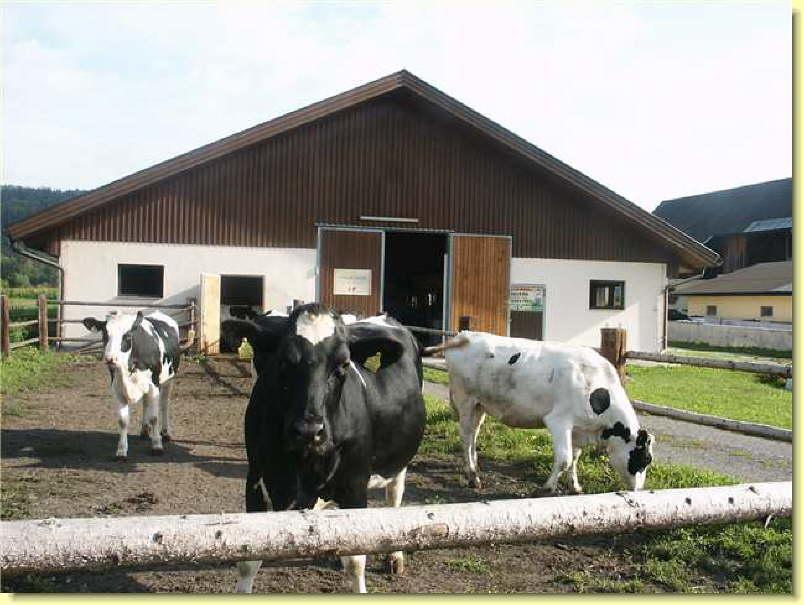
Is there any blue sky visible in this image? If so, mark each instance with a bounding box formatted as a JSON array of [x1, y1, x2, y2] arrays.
[[2, 1, 791, 211]]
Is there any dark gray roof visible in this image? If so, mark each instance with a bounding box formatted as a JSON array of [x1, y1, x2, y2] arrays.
[[653, 178, 792, 243], [673, 260, 792, 295]]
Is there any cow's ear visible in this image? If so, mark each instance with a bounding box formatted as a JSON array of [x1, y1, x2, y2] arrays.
[[132, 311, 144, 330], [222, 316, 287, 355], [83, 317, 106, 332], [346, 323, 409, 366]]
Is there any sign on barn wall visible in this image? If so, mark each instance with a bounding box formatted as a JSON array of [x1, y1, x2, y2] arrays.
[[510, 284, 545, 312], [333, 269, 372, 296]]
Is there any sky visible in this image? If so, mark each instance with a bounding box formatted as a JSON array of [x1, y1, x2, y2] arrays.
[[2, 1, 792, 211]]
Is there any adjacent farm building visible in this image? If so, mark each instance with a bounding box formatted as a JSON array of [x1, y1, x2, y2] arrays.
[[5, 71, 718, 352]]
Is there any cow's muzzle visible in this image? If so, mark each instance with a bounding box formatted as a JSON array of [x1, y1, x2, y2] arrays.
[[291, 418, 325, 444]]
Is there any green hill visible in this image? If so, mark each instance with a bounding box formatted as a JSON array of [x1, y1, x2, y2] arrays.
[[1, 185, 86, 287]]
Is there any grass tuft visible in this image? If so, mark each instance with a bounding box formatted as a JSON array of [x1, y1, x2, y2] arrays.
[[1, 348, 91, 398]]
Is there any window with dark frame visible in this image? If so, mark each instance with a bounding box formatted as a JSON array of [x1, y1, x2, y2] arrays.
[[589, 280, 625, 310], [706, 305, 717, 316], [118, 264, 164, 298], [760, 306, 774, 318]]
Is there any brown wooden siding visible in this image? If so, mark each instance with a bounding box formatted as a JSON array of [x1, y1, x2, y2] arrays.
[[319, 229, 382, 317], [32, 93, 674, 265], [449, 235, 511, 335]]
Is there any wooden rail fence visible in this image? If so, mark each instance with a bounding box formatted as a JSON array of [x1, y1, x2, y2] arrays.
[[0, 295, 198, 358], [1, 481, 791, 577]]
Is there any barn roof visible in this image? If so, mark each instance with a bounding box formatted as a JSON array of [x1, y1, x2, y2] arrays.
[[6, 70, 718, 267], [653, 178, 792, 244], [673, 260, 792, 296]]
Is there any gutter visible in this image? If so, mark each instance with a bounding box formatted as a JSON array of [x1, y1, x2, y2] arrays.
[[9, 239, 65, 347]]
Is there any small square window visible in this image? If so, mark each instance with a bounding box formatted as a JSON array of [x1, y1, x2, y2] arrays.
[[118, 264, 164, 298], [589, 280, 625, 310], [760, 306, 773, 317], [706, 305, 717, 316]]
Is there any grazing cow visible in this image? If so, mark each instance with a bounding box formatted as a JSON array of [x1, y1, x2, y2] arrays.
[[425, 332, 654, 493], [232, 304, 426, 593], [83, 310, 181, 459]]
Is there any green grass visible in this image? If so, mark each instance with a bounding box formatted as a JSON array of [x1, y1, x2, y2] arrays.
[[420, 392, 791, 593], [625, 365, 791, 429], [423, 366, 449, 384], [445, 555, 490, 575], [667, 341, 792, 363], [0, 348, 90, 399]]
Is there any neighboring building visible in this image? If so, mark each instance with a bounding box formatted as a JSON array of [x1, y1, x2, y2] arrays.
[[6, 71, 717, 352], [654, 178, 792, 276], [673, 260, 792, 323]]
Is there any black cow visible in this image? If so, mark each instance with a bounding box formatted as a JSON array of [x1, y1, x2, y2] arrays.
[[82, 310, 181, 459], [232, 305, 426, 593]]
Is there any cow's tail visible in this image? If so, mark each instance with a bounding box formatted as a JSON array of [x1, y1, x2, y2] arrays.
[[423, 335, 470, 356]]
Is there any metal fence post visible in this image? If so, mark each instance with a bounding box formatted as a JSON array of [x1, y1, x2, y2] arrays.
[[38, 294, 49, 352]]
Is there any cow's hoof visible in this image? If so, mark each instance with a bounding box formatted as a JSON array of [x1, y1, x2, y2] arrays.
[[160, 432, 172, 443], [115, 455, 128, 462], [139, 429, 150, 440], [150, 448, 165, 456], [468, 476, 482, 489], [386, 554, 404, 575]]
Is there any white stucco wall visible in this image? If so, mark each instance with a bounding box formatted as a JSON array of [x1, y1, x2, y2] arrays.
[[60, 241, 316, 338], [510, 258, 667, 352]]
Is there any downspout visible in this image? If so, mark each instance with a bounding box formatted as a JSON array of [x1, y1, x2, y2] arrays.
[[10, 238, 65, 349]]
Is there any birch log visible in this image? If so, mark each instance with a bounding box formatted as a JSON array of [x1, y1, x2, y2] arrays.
[[625, 351, 792, 377], [1, 482, 790, 577]]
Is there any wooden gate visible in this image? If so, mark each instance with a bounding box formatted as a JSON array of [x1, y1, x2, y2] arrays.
[[449, 234, 511, 335], [318, 228, 383, 318]]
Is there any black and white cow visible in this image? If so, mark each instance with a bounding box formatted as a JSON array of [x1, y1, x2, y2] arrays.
[[426, 331, 654, 493], [231, 304, 426, 593], [83, 310, 181, 459]]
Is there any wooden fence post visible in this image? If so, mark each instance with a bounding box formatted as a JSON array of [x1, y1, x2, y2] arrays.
[[1, 295, 9, 359], [600, 327, 626, 384], [37, 294, 49, 352]]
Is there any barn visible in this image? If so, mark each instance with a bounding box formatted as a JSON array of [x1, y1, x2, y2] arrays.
[[6, 71, 718, 352]]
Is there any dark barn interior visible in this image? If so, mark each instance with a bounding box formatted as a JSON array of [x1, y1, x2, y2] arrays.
[[382, 231, 446, 347]]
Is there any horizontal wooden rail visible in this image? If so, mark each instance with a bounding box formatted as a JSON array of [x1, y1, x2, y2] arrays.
[[48, 300, 192, 310], [8, 338, 38, 349], [632, 400, 792, 442], [0, 482, 790, 577], [626, 350, 791, 377], [8, 319, 39, 328]]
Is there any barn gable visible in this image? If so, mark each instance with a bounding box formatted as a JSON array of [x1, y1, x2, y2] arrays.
[[8, 71, 717, 270]]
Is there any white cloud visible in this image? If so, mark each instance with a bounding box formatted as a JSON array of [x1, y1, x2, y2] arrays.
[[2, 1, 791, 209]]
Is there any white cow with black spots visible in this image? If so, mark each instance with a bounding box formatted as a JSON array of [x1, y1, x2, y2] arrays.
[[425, 331, 654, 493], [83, 310, 182, 460]]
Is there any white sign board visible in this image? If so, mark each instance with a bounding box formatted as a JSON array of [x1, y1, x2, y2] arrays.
[[333, 269, 372, 296], [510, 284, 545, 312]]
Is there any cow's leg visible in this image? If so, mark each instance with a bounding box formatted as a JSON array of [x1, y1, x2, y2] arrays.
[[542, 414, 573, 493], [334, 479, 369, 593], [139, 398, 150, 440], [235, 471, 269, 593], [159, 380, 174, 442], [114, 401, 130, 460], [456, 396, 486, 488], [384, 467, 407, 575], [341, 555, 367, 593], [568, 443, 583, 494], [144, 388, 164, 455]]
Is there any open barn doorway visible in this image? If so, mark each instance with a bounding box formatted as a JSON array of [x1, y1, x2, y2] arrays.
[[220, 274, 264, 352], [382, 231, 447, 347]]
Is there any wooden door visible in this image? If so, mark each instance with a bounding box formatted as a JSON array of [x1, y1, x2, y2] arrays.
[[449, 234, 511, 335], [318, 229, 383, 318], [199, 273, 221, 354]]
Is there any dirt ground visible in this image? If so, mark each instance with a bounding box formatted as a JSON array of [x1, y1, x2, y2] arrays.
[[2, 357, 721, 593]]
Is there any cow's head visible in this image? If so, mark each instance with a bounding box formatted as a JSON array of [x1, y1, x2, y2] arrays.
[[602, 422, 655, 491], [245, 305, 410, 455], [83, 311, 150, 378]]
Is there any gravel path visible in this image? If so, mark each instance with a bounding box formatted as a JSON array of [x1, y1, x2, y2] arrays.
[[422, 381, 792, 483]]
